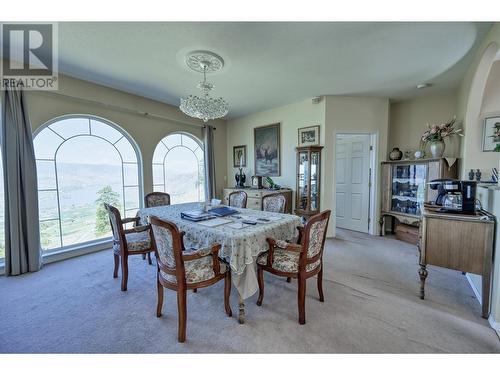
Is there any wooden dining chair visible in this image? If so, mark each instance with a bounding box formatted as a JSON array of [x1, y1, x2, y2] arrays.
[[262, 193, 287, 213], [143, 192, 171, 262], [149, 215, 232, 343], [144, 192, 171, 208], [104, 203, 155, 291], [228, 190, 247, 208], [256, 210, 331, 324]]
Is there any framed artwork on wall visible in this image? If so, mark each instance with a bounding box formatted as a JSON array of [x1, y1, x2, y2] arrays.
[[233, 145, 247, 167], [298, 125, 320, 147], [254, 123, 281, 176], [482, 115, 500, 151]]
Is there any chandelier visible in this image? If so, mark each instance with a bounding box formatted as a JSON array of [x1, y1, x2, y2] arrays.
[[180, 51, 229, 123]]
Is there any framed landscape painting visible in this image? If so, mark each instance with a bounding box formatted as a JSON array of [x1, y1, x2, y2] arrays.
[[298, 125, 320, 146], [254, 123, 280, 176], [233, 145, 247, 167]]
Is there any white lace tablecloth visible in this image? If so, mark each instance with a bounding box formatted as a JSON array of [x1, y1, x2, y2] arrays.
[[138, 202, 301, 299]]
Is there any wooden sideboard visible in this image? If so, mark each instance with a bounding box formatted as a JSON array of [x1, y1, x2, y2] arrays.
[[223, 188, 293, 213], [419, 206, 495, 318]]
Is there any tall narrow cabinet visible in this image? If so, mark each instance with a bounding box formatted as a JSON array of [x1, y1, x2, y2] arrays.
[[296, 146, 323, 218], [380, 158, 458, 235]]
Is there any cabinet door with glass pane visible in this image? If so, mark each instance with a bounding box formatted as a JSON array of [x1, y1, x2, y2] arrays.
[[391, 163, 427, 216], [296, 146, 323, 218]]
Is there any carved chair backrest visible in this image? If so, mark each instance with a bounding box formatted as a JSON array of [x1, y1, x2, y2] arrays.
[[104, 203, 126, 251], [149, 215, 185, 283], [229, 191, 247, 208], [300, 210, 331, 266], [145, 192, 171, 208], [262, 193, 286, 213]]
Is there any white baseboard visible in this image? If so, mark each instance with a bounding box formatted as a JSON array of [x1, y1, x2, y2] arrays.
[[488, 316, 500, 336], [43, 240, 111, 265], [466, 274, 500, 336], [0, 239, 112, 276], [466, 273, 482, 305]]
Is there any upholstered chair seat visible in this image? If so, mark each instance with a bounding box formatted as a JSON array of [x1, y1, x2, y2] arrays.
[[257, 245, 320, 273], [161, 249, 228, 284], [123, 230, 152, 252]]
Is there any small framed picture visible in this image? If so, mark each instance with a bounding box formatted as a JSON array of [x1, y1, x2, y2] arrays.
[[298, 125, 320, 147], [233, 145, 247, 167], [482, 116, 500, 151]]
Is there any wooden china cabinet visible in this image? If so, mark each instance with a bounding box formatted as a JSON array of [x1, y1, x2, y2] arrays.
[[295, 146, 323, 219], [380, 157, 458, 235]]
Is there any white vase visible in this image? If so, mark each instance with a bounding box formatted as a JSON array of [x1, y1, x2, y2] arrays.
[[429, 140, 445, 158]]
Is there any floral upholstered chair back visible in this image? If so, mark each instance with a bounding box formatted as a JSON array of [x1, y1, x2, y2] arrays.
[[262, 193, 286, 213], [304, 210, 331, 260], [229, 191, 247, 208], [104, 203, 124, 251], [149, 216, 179, 272], [145, 192, 171, 208]]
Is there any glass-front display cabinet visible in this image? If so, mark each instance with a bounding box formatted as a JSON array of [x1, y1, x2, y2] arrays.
[[296, 146, 323, 218], [391, 164, 427, 216], [380, 158, 458, 235]]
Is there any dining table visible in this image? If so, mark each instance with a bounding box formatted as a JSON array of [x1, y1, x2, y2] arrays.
[[137, 202, 302, 323]]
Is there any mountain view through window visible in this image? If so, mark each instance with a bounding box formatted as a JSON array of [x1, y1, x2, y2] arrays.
[[153, 133, 205, 203], [34, 117, 140, 252]]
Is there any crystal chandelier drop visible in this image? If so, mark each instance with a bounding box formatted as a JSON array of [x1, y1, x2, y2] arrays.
[[180, 51, 229, 123]]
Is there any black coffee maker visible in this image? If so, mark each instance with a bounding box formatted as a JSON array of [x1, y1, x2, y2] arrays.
[[429, 179, 477, 214]]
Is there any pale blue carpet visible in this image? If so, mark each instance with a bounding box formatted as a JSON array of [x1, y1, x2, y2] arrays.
[[0, 230, 499, 353]]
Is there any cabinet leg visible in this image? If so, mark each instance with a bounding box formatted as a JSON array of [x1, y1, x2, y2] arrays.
[[482, 268, 491, 319], [379, 217, 385, 236], [419, 264, 428, 300]]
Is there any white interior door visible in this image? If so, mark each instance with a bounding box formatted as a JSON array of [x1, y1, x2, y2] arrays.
[[335, 134, 371, 233]]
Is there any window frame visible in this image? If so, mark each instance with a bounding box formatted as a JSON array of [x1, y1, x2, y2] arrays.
[[33, 114, 144, 254], [152, 131, 205, 203]]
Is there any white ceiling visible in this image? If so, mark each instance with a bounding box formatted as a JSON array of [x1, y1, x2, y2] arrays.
[[54, 22, 492, 118]]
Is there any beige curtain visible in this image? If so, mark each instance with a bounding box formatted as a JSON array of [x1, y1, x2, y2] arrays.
[[1, 90, 41, 275]]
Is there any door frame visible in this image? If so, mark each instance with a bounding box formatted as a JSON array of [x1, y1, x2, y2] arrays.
[[333, 132, 378, 235]]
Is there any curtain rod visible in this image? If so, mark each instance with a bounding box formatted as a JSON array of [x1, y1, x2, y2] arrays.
[[33, 90, 217, 130]]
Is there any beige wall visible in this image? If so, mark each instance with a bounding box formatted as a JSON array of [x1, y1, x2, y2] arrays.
[[324, 96, 390, 236], [226, 96, 389, 237], [481, 61, 500, 114], [458, 24, 500, 177], [389, 91, 460, 158], [456, 23, 500, 330], [24, 74, 227, 200], [226, 97, 326, 200]]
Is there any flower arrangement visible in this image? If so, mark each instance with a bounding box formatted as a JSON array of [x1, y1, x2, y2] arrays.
[[421, 117, 462, 144]]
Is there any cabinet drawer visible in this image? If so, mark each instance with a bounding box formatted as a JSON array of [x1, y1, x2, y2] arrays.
[[246, 197, 261, 210], [247, 191, 262, 198]]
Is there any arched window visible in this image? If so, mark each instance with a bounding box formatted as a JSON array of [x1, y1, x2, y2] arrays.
[[152, 133, 205, 204], [33, 116, 142, 252]]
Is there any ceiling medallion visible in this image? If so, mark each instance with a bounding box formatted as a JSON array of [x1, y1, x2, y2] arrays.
[[180, 50, 229, 123]]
